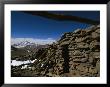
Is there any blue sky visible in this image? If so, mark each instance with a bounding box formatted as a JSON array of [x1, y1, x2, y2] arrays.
[[11, 11, 100, 40]]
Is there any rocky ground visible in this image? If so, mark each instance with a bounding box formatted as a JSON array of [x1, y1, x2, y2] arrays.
[[11, 25, 100, 77]]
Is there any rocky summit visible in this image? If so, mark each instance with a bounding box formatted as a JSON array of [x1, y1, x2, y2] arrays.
[[11, 25, 100, 77]]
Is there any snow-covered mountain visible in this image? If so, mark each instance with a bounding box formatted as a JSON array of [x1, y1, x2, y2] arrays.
[[12, 41, 38, 48], [11, 38, 56, 48]]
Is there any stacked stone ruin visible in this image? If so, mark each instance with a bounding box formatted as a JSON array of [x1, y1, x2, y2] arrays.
[[32, 25, 100, 77], [12, 25, 100, 77]]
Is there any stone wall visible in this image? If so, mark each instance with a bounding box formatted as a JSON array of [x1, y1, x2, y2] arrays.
[[42, 25, 100, 77]]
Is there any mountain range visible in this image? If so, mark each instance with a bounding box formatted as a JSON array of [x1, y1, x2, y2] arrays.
[[11, 38, 50, 60], [11, 38, 56, 48]]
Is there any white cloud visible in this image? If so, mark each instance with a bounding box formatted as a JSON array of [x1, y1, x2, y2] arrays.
[[11, 38, 56, 45]]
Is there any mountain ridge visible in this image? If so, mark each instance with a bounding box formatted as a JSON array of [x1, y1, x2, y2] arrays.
[[11, 38, 56, 48]]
